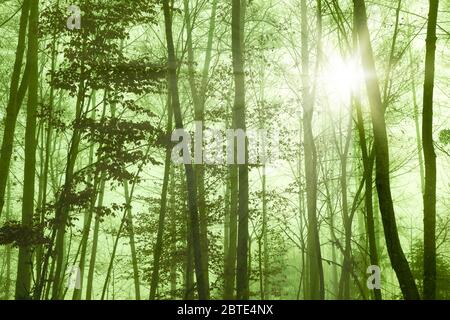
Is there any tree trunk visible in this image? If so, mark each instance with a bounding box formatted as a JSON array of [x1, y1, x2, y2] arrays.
[[183, 0, 218, 295], [232, 0, 249, 301], [223, 156, 238, 299], [301, 0, 324, 300], [85, 90, 108, 300], [122, 182, 141, 299], [149, 97, 172, 300], [15, 0, 39, 300], [337, 113, 353, 300], [355, 96, 382, 300], [72, 177, 99, 300], [51, 84, 86, 299], [409, 49, 425, 193], [85, 175, 105, 300], [162, 0, 208, 300], [169, 167, 177, 298], [72, 95, 97, 300], [101, 204, 130, 300], [262, 168, 269, 299], [3, 180, 12, 299], [353, 0, 420, 300], [422, 0, 439, 301], [37, 0, 58, 244], [0, 0, 31, 217], [183, 166, 195, 299]]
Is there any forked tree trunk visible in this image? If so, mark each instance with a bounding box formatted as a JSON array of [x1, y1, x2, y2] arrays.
[[183, 0, 218, 295], [162, 0, 208, 300], [0, 0, 31, 217]]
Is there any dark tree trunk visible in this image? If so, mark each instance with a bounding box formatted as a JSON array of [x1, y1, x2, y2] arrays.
[[232, 0, 249, 301], [422, 0, 439, 301], [149, 97, 173, 300], [15, 0, 38, 300], [0, 0, 31, 217], [353, 0, 420, 300], [162, 0, 208, 300]]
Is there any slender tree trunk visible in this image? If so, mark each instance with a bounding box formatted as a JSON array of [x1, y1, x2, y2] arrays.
[[422, 0, 439, 301], [353, 0, 420, 300], [35, 122, 45, 278], [85, 175, 105, 300], [351, 7, 382, 300], [183, 0, 218, 295], [85, 90, 108, 300], [15, 0, 39, 300], [101, 205, 129, 300], [322, 154, 339, 299], [183, 167, 195, 299], [231, 0, 249, 301], [100, 128, 147, 300], [4, 180, 12, 299], [149, 97, 173, 300], [0, 0, 31, 217], [257, 170, 267, 299], [223, 173, 230, 276], [296, 117, 309, 299], [72, 95, 97, 300], [223, 148, 238, 299], [301, 0, 324, 300], [122, 182, 141, 299], [162, 0, 208, 300], [257, 65, 270, 300], [262, 168, 269, 299], [49, 38, 88, 297], [183, 2, 209, 293], [72, 177, 99, 300], [51, 85, 85, 299], [337, 113, 353, 300], [355, 96, 382, 300], [409, 50, 425, 193], [169, 167, 177, 299]]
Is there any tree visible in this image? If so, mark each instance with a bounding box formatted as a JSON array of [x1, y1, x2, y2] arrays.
[[149, 96, 173, 300], [162, 0, 208, 300], [301, 0, 324, 300], [232, 0, 250, 301], [0, 0, 31, 217], [183, 0, 218, 296], [422, 0, 439, 300], [0, 0, 449, 302], [15, 0, 38, 300], [353, 0, 420, 300]]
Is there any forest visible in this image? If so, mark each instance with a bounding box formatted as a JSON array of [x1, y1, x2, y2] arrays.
[[0, 0, 449, 301]]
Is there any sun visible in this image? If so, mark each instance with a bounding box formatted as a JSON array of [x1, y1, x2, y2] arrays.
[[319, 53, 364, 104]]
